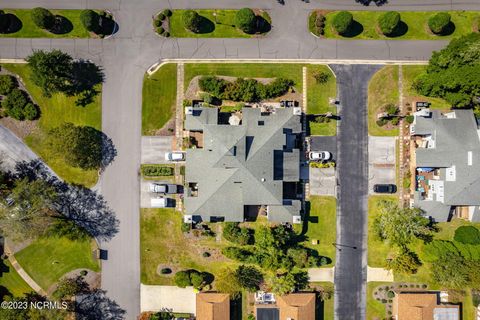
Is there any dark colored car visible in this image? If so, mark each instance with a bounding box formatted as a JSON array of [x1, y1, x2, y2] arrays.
[[373, 184, 397, 194]]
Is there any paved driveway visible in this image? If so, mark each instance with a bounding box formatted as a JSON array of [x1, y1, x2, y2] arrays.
[[141, 136, 174, 164], [140, 284, 196, 313], [368, 136, 396, 194], [310, 167, 336, 196], [310, 136, 337, 162], [140, 179, 177, 208], [0, 125, 38, 171]]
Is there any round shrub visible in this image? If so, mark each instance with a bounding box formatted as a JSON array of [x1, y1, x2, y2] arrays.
[[376, 118, 388, 127], [387, 290, 395, 299], [156, 26, 165, 35], [202, 251, 211, 258], [332, 11, 353, 35], [391, 117, 400, 126], [23, 103, 39, 120], [80, 270, 88, 276], [378, 11, 401, 36], [80, 9, 100, 33], [235, 8, 257, 34], [315, 14, 326, 28], [163, 31, 170, 37], [405, 115, 414, 124], [454, 226, 480, 244], [182, 10, 202, 33], [428, 12, 451, 35], [190, 270, 205, 288], [173, 270, 191, 288], [31, 7, 55, 30], [154, 19, 162, 27], [385, 103, 399, 115], [158, 13, 165, 21], [160, 268, 172, 274], [2, 88, 28, 111], [162, 9, 172, 17], [0, 74, 17, 95]]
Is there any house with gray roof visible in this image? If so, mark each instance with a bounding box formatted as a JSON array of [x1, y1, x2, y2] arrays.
[[183, 106, 303, 223], [410, 109, 480, 222]]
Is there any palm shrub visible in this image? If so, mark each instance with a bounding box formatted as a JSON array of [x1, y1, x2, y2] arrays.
[[80, 9, 100, 33], [332, 11, 353, 35], [378, 11, 401, 36], [31, 7, 55, 30], [235, 8, 257, 34], [428, 12, 451, 35], [182, 10, 202, 33]]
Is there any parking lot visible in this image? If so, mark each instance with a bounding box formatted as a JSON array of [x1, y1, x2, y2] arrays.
[[368, 136, 396, 194], [141, 136, 175, 164]]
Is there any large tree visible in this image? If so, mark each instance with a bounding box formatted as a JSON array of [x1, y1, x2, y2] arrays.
[[234, 265, 263, 292], [413, 33, 480, 109], [47, 123, 103, 170], [26, 49, 73, 97], [182, 10, 202, 33], [235, 8, 257, 34], [373, 200, 432, 248], [431, 252, 470, 289], [214, 267, 241, 299], [266, 270, 309, 296], [0, 178, 58, 241]]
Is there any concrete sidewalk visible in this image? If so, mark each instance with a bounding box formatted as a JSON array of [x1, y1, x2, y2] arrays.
[[367, 267, 394, 282], [140, 284, 196, 313], [308, 267, 335, 282]]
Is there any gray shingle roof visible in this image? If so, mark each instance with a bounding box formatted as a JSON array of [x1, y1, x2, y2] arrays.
[[184, 107, 302, 222], [412, 110, 480, 220]]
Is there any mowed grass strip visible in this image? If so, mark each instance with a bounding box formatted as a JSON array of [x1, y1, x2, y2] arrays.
[[184, 63, 304, 92], [306, 65, 337, 136], [15, 237, 99, 291], [169, 9, 269, 38], [367, 65, 399, 136], [296, 196, 337, 266], [0, 9, 92, 38], [402, 65, 451, 110], [142, 63, 177, 135], [321, 11, 479, 40], [1, 64, 101, 187], [0, 259, 33, 297]]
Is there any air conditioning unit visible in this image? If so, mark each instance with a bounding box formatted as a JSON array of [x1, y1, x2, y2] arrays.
[[185, 107, 193, 115], [293, 107, 301, 115]]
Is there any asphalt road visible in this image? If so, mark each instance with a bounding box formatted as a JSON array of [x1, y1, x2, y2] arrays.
[[0, 125, 38, 171], [1, 0, 480, 319], [331, 64, 381, 320]]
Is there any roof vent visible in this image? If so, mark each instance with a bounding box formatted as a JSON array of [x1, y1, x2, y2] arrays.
[[261, 178, 266, 182]]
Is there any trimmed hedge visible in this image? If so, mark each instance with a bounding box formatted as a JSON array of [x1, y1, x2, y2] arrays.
[[141, 165, 174, 177], [332, 11, 353, 35], [378, 11, 401, 36], [428, 12, 451, 35]]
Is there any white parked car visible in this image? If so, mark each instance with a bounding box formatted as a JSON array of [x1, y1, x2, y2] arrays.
[[308, 151, 332, 161], [164, 151, 185, 162], [150, 197, 172, 208]]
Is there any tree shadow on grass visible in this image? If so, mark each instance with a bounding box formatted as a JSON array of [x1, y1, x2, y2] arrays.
[[256, 15, 271, 34], [75, 289, 126, 320], [440, 21, 456, 36], [1, 14, 22, 34], [14, 160, 119, 241], [68, 60, 105, 107], [341, 20, 364, 38], [385, 21, 408, 38], [49, 15, 73, 35], [196, 15, 215, 34]]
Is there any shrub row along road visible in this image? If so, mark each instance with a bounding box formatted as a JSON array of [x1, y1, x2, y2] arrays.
[[1, 0, 480, 319]]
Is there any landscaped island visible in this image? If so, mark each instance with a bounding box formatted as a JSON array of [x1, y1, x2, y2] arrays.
[[309, 10, 479, 39], [154, 8, 271, 38]]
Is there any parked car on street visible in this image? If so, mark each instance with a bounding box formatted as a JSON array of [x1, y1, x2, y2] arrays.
[[164, 151, 185, 162], [150, 197, 173, 208], [373, 184, 397, 194], [308, 151, 332, 161], [149, 183, 179, 194]]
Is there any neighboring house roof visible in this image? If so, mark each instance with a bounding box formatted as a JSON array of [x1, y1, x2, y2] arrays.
[[196, 293, 230, 320], [392, 292, 460, 320], [184, 107, 302, 222], [412, 110, 480, 221], [256, 293, 316, 320]]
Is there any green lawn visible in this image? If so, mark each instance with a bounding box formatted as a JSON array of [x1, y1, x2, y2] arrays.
[[184, 63, 304, 92], [367, 282, 389, 320], [15, 237, 100, 291], [320, 11, 479, 40], [311, 282, 334, 320], [1, 64, 101, 187], [296, 196, 337, 267], [0, 259, 33, 297], [169, 9, 270, 38], [142, 63, 177, 135], [140, 208, 237, 285], [367, 65, 399, 137], [0, 9, 93, 38], [307, 65, 337, 136], [367, 195, 398, 268], [402, 65, 451, 110]]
